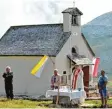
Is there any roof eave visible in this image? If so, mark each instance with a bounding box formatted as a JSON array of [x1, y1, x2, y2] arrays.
[[62, 7, 83, 15], [62, 11, 83, 15], [0, 54, 56, 57]]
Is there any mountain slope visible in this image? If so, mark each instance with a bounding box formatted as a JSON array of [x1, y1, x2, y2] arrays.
[[82, 12, 112, 79]]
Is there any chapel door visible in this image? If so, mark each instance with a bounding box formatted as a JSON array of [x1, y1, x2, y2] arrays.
[[82, 66, 89, 97]]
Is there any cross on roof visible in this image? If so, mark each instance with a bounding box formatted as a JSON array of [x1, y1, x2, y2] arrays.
[[73, 0, 75, 7]]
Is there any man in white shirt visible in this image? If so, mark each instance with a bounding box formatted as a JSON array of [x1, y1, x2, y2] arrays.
[[51, 69, 61, 90]]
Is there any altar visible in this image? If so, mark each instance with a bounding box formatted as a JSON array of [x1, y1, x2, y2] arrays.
[[46, 86, 86, 105], [46, 89, 86, 100]]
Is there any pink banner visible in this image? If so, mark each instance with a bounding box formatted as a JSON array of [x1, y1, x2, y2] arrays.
[[92, 58, 100, 77]]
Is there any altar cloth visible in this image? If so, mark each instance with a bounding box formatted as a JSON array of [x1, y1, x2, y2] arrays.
[[46, 89, 86, 100]]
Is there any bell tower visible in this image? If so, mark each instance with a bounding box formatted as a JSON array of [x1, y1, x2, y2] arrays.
[[62, 1, 83, 32]]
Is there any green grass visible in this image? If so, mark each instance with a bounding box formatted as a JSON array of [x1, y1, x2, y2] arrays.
[[84, 99, 112, 108], [0, 98, 112, 108], [0, 98, 52, 108]]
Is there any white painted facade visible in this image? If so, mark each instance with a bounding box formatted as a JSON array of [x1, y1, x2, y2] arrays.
[[0, 56, 55, 96], [55, 10, 94, 85], [0, 7, 94, 96]]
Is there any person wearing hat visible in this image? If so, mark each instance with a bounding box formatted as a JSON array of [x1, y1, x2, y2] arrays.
[[2, 66, 14, 100]]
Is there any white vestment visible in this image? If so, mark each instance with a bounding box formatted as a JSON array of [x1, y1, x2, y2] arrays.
[[76, 69, 84, 90]]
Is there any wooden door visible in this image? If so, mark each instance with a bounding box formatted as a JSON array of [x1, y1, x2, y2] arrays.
[[82, 66, 89, 97]]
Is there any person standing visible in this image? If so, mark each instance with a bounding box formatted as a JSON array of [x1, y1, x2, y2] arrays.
[[51, 69, 61, 90], [51, 69, 61, 104], [98, 70, 108, 108], [2, 66, 14, 100]]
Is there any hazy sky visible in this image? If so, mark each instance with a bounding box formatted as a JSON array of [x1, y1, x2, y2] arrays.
[[0, 0, 112, 37]]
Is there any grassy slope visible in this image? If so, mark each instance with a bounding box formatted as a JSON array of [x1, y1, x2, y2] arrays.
[[0, 98, 112, 108], [0, 98, 52, 108], [84, 99, 112, 108]]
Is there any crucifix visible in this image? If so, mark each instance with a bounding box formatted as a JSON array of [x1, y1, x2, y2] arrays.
[[73, 0, 75, 7]]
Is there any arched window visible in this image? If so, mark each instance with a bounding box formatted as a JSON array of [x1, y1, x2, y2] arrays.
[[71, 47, 77, 53], [72, 15, 78, 25]]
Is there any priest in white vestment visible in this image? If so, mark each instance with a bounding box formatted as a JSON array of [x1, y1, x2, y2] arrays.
[[72, 66, 84, 90]]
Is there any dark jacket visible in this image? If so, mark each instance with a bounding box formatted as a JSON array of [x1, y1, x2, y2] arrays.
[[3, 72, 13, 84]]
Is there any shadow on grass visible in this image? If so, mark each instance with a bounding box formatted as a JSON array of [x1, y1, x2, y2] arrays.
[[0, 98, 9, 102]]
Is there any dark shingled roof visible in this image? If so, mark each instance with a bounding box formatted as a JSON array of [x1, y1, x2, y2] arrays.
[[0, 23, 71, 56], [62, 7, 83, 15]]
